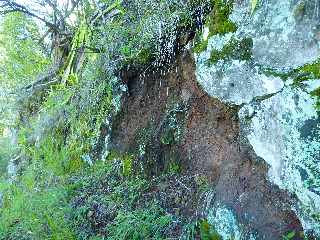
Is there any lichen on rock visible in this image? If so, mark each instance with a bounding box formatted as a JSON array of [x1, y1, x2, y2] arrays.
[[194, 0, 320, 236], [2, 0, 320, 239], [239, 82, 320, 234], [207, 204, 257, 240]]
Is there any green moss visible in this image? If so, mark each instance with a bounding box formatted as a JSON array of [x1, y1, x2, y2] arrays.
[[208, 37, 253, 64], [261, 58, 320, 83], [293, 1, 306, 21], [282, 231, 296, 240], [310, 87, 320, 110], [310, 87, 320, 97], [136, 48, 153, 65], [207, 0, 236, 36], [199, 219, 222, 240], [261, 59, 320, 112], [107, 150, 135, 176], [193, 37, 209, 54], [120, 44, 153, 66], [261, 68, 292, 81], [167, 161, 181, 174], [193, 0, 237, 54], [122, 154, 134, 176], [297, 59, 320, 81], [265, 59, 320, 83]]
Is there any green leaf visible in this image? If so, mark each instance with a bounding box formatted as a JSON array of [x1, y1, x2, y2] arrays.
[[282, 231, 296, 240], [286, 231, 296, 239], [251, 0, 258, 14]]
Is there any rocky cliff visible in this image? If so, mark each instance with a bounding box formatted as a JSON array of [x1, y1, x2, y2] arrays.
[[0, 0, 319, 239]]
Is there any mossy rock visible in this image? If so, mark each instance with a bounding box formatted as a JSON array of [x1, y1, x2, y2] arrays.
[[208, 37, 253, 64], [193, 0, 237, 54]]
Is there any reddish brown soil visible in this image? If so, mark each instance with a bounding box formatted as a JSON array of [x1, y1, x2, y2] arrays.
[[109, 50, 303, 239]]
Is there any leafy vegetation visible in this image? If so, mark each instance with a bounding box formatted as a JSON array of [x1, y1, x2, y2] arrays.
[[0, 12, 50, 129], [0, 0, 226, 239], [199, 220, 222, 240], [206, 0, 236, 37], [0, 0, 311, 239], [0, 12, 50, 88], [250, 0, 259, 14], [68, 160, 173, 239]]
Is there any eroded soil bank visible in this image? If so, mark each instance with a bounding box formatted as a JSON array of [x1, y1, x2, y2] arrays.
[[108, 50, 303, 239]]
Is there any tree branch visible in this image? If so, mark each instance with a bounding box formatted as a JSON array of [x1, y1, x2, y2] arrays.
[[64, 0, 80, 20], [23, 60, 63, 91], [90, 1, 122, 26], [0, 0, 60, 32]]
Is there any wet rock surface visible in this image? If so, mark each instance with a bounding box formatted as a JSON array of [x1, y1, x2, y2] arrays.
[[109, 51, 303, 239]]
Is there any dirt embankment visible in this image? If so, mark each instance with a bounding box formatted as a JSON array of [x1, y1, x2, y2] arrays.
[[109, 50, 303, 239]]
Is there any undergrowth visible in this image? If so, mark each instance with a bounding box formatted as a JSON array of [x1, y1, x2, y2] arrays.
[[0, 0, 251, 239]]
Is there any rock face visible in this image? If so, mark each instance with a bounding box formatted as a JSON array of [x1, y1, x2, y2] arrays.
[[239, 83, 320, 234], [109, 51, 303, 239], [105, 0, 320, 238], [195, 33, 285, 105], [196, 0, 320, 105], [231, 0, 320, 69], [194, 0, 320, 236]]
